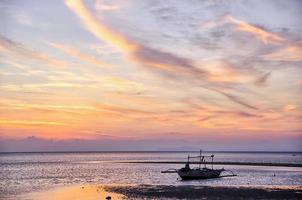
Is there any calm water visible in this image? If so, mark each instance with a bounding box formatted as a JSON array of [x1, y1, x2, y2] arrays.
[[0, 152, 301, 199]]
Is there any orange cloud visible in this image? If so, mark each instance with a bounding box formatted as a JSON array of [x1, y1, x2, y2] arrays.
[[0, 101, 99, 139], [204, 60, 270, 87], [225, 15, 285, 45], [0, 103, 96, 112], [283, 104, 297, 112], [206, 61, 253, 83], [296, 80, 302, 85], [263, 44, 302, 61], [0, 120, 65, 126], [65, 0, 137, 52]]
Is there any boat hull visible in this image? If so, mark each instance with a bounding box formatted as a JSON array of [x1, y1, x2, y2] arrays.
[[178, 168, 223, 180]]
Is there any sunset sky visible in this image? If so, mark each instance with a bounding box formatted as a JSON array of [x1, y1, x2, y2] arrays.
[[0, 0, 301, 151]]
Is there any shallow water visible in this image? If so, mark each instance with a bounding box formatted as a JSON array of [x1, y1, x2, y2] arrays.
[[0, 152, 301, 199]]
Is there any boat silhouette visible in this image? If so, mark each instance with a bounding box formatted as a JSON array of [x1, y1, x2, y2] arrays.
[[162, 150, 236, 180]]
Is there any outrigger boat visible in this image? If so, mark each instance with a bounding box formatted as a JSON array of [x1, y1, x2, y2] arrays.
[[162, 151, 236, 180]]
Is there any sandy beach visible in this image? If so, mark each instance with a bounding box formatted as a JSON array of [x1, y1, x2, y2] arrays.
[[20, 184, 302, 200]]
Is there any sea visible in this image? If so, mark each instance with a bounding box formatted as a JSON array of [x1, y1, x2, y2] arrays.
[[0, 151, 301, 199]]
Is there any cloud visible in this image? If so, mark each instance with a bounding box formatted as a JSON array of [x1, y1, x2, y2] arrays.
[[0, 100, 155, 123], [65, 0, 210, 80], [283, 104, 297, 112], [130, 45, 209, 78], [99, 76, 144, 93], [0, 35, 68, 68], [48, 42, 112, 68], [0, 82, 92, 90], [63, 0, 301, 134], [225, 15, 285, 45], [198, 116, 213, 122], [296, 80, 302, 85], [95, 0, 120, 11], [220, 111, 261, 118], [65, 0, 263, 111], [0, 120, 65, 126], [95, 104, 155, 119], [254, 71, 271, 86], [208, 87, 258, 110], [203, 15, 302, 64], [0, 102, 96, 112], [223, 92, 258, 110], [263, 44, 302, 62], [206, 60, 270, 85], [65, 1, 275, 113], [20, 5, 265, 99], [65, 0, 136, 52], [203, 15, 285, 45]]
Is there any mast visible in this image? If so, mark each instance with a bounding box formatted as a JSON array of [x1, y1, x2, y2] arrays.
[[199, 150, 201, 169], [211, 154, 214, 169]]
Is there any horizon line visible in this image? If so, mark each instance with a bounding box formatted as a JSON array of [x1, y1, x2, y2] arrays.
[[1, 150, 301, 154]]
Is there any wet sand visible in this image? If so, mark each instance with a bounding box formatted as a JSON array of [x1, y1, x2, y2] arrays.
[[106, 185, 302, 200], [22, 184, 302, 200], [22, 185, 125, 200]]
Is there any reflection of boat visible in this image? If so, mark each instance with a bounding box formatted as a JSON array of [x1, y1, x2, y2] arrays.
[[162, 150, 236, 180]]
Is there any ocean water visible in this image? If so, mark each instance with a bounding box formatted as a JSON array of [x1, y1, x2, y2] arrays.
[[0, 152, 301, 199]]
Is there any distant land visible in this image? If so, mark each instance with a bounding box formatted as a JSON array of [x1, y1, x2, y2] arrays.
[[0, 136, 301, 152]]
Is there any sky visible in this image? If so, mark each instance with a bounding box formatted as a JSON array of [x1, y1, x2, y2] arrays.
[[0, 0, 301, 151]]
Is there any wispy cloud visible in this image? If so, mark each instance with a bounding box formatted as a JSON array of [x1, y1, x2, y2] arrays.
[[65, 0, 210, 80], [130, 45, 209, 78], [202, 15, 285, 45], [206, 60, 269, 85], [65, 0, 270, 112], [0, 35, 68, 68], [0, 102, 96, 112], [208, 87, 258, 110], [0, 120, 65, 126], [283, 104, 297, 112], [65, 0, 275, 94], [225, 15, 285, 45], [99, 76, 145, 93], [48, 42, 112, 68], [254, 72, 271, 87], [203, 15, 301, 64], [65, 0, 136, 52], [263, 44, 302, 62], [95, 0, 120, 11]]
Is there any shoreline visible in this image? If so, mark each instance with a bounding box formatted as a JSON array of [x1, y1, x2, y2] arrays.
[[115, 161, 302, 167]]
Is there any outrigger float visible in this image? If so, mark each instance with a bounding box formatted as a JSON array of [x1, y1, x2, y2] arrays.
[[161, 151, 236, 180]]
